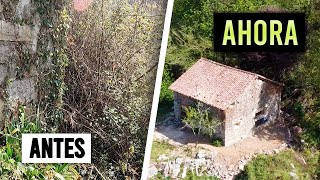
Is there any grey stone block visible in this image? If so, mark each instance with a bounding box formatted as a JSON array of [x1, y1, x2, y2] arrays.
[[0, 42, 15, 64], [7, 78, 36, 106], [0, 99, 4, 129], [0, 20, 32, 42], [0, 65, 8, 84]]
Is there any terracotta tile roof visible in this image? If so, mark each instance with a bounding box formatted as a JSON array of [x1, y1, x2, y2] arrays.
[[169, 58, 283, 110]]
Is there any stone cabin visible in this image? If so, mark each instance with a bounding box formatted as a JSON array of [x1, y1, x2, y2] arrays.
[[169, 58, 284, 146]]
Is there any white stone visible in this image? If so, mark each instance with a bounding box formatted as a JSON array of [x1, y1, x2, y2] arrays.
[[239, 164, 245, 171], [172, 162, 181, 178], [273, 149, 280, 154], [181, 166, 188, 178], [289, 172, 298, 180], [31, 22, 40, 52], [163, 162, 170, 177], [206, 151, 217, 160], [175, 157, 183, 164], [148, 165, 158, 178], [16, 0, 31, 19], [0, 42, 14, 64], [196, 151, 206, 159], [158, 154, 169, 161], [17, 24, 32, 41]]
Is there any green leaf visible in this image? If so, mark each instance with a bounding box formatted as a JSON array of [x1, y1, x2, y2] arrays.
[[56, 163, 68, 173]]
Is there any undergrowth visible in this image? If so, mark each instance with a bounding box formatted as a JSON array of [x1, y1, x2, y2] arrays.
[[0, 105, 80, 179], [236, 149, 320, 180], [63, 0, 165, 178]]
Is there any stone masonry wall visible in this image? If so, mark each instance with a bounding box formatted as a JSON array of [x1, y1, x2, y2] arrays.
[[224, 79, 281, 146], [0, 0, 41, 121], [224, 81, 258, 146], [256, 79, 282, 125]]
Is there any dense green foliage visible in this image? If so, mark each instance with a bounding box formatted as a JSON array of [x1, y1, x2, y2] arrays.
[[36, 0, 70, 132], [159, 0, 320, 178], [0, 106, 80, 179], [160, 64, 175, 103]]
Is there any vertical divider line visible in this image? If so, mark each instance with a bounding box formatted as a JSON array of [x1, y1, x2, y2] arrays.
[[140, 0, 174, 179]]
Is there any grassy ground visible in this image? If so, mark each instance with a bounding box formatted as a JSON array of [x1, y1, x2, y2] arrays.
[[151, 140, 175, 162], [236, 149, 320, 180], [182, 171, 219, 180]]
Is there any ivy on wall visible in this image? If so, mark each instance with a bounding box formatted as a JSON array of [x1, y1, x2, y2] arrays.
[[0, 1, 81, 179], [34, 0, 70, 131]]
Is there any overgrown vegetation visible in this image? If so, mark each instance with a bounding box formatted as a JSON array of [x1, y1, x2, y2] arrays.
[[0, 0, 165, 179], [0, 106, 80, 179], [62, 0, 165, 178], [35, 0, 71, 132], [158, 0, 320, 178], [0, 0, 81, 178]]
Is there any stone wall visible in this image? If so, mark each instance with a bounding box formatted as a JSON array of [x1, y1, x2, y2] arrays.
[[224, 81, 258, 146], [173, 78, 282, 146], [224, 79, 282, 146], [0, 0, 41, 120], [256, 79, 282, 125]]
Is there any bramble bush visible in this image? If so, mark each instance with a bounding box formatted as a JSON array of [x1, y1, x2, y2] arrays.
[[63, 0, 165, 178]]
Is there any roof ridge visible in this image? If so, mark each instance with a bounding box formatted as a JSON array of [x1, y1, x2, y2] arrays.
[[199, 57, 284, 87]]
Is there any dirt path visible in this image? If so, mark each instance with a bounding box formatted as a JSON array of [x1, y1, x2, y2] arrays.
[[153, 120, 288, 168]]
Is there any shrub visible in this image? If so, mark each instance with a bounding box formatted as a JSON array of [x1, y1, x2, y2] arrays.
[[183, 102, 221, 138], [211, 137, 223, 147], [183, 170, 219, 180], [159, 65, 174, 103]]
